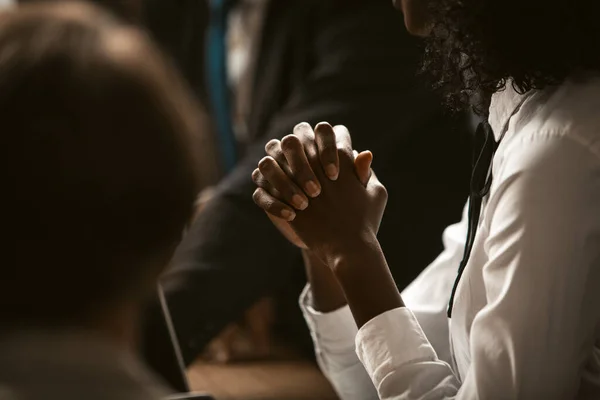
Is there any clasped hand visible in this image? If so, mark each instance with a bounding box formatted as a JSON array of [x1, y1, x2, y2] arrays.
[[252, 122, 387, 264]]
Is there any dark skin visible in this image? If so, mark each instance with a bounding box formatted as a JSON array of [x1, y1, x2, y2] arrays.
[[393, 0, 431, 36], [251, 1, 432, 323], [252, 122, 404, 327], [252, 123, 373, 313], [302, 251, 346, 313]]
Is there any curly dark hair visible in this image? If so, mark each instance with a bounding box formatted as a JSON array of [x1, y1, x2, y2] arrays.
[[422, 0, 600, 115]]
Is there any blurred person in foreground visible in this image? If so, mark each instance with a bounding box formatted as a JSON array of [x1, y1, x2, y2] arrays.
[[14, 0, 213, 389], [141, 0, 473, 364], [0, 2, 205, 399]]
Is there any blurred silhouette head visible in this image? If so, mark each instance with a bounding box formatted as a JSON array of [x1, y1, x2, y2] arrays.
[[0, 1, 202, 336]]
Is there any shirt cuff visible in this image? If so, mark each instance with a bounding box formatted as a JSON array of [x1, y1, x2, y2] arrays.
[[299, 284, 358, 353], [356, 307, 439, 386]]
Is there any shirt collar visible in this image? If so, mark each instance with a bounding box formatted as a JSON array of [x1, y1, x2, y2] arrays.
[[488, 82, 533, 141]]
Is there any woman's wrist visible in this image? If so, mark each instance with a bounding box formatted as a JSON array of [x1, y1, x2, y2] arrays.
[[323, 230, 380, 274], [325, 235, 405, 328], [302, 250, 347, 313]]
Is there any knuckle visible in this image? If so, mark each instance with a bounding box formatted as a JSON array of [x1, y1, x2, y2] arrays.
[[271, 187, 282, 198], [261, 196, 273, 208], [252, 188, 264, 204], [253, 189, 277, 212], [258, 156, 276, 171], [375, 183, 388, 199], [264, 139, 281, 154], [333, 124, 348, 133], [316, 122, 335, 136], [333, 125, 352, 145], [266, 201, 281, 214], [294, 122, 312, 133], [294, 123, 314, 141], [261, 196, 279, 213], [281, 134, 302, 151], [252, 168, 261, 182]]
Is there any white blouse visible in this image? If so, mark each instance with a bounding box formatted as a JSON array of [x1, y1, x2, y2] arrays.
[[301, 74, 600, 400]]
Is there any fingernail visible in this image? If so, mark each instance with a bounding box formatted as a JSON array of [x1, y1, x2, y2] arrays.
[[292, 194, 308, 210], [305, 181, 321, 197], [326, 164, 339, 180], [281, 209, 296, 221]]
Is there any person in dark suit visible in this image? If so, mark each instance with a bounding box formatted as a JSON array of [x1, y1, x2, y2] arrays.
[[140, 0, 473, 368]]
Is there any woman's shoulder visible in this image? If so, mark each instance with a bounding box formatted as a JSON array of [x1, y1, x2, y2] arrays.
[[498, 72, 600, 163], [530, 73, 600, 150]]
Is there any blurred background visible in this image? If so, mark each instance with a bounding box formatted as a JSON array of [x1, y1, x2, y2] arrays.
[[0, 1, 472, 399]]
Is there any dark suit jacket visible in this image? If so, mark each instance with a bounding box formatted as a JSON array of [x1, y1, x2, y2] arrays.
[[141, 0, 473, 367]]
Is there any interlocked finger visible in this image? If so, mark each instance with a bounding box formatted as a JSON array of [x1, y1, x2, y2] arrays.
[[264, 139, 291, 175], [281, 134, 321, 198], [258, 156, 308, 211], [314, 122, 339, 180], [252, 187, 296, 222], [252, 168, 283, 199]]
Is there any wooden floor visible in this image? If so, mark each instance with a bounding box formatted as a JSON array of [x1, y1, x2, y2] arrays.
[[188, 357, 339, 400]]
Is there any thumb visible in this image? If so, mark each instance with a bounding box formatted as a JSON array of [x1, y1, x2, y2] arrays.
[[354, 150, 373, 186]]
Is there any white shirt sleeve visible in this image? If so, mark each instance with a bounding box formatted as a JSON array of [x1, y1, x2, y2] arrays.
[[355, 136, 600, 399], [300, 286, 379, 400], [400, 205, 468, 366], [299, 205, 468, 400]]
